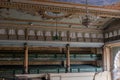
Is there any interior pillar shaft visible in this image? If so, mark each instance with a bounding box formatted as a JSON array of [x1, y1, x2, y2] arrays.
[[66, 44, 70, 72], [24, 44, 28, 74]]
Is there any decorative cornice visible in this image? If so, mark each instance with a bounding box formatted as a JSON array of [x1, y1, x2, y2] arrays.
[[105, 40, 120, 48], [0, 46, 91, 51], [0, 17, 82, 26], [0, 23, 103, 33], [0, 1, 120, 18], [0, 40, 104, 47], [103, 3, 120, 10], [0, 17, 105, 26]]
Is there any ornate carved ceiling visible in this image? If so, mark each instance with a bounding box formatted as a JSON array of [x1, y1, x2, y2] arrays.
[[103, 3, 120, 10], [0, 0, 120, 29], [55, 0, 120, 6]]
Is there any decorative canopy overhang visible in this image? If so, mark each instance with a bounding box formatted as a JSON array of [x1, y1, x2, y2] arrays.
[[0, 1, 120, 18], [0, 0, 120, 30]]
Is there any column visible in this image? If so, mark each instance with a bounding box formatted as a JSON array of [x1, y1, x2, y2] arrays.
[[103, 46, 111, 71], [106, 46, 111, 71], [103, 46, 112, 80], [25, 28, 28, 40], [6, 28, 9, 39], [103, 46, 107, 71], [24, 43, 28, 74], [66, 44, 70, 72]]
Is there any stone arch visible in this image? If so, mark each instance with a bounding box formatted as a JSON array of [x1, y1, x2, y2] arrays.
[[70, 32, 76, 38], [91, 33, 96, 38], [18, 29, 25, 35], [53, 31, 59, 36], [109, 32, 113, 38], [45, 31, 51, 36], [114, 51, 120, 69], [118, 30, 120, 35], [113, 30, 118, 37], [98, 34, 103, 38], [37, 31, 43, 36], [28, 30, 35, 36], [113, 51, 120, 80], [77, 32, 83, 38], [105, 33, 109, 38], [0, 29, 6, 34], [9, 29, 16, 35], [84, 33, 90, 38], [61, 31, 66, 37]]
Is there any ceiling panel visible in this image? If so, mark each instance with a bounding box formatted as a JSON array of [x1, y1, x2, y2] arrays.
[[56, 0, 120, 6]]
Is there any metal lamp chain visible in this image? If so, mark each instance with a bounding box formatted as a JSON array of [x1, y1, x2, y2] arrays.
[[56, 14, 58, 36], [86, 0, 88, 15]]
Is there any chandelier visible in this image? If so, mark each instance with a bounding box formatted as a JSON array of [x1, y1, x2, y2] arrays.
[[81, 0, 99, 27], [53, 12, 61, 40]]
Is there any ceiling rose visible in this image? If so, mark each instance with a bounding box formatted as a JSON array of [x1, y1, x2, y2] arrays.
[[44, 11, 70, 18]]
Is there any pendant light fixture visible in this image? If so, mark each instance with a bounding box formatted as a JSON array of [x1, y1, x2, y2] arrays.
[[82, 0, 99, 27], [82, 0, 90, 27], [53, 13, 60, 40]]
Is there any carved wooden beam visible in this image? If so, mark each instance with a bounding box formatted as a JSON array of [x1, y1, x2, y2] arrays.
[[0, 47, 24, 50], [0, 46, 91, 52], [0, 60, 23, 65], [0, 1, 120, 18], [105, 41, 120, 48], [104, 25, 120, 32], [0, 60, 95, 65]]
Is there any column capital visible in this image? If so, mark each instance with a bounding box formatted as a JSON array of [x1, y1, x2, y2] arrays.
[[66, 44, 70, 49], [104, 45, 111, 49], [24, 43, 28, 46]]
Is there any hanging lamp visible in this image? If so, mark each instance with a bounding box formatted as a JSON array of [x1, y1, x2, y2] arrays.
[[53, 13, 60, 40], [82, 0, 99, 27], [82, 0, 90, 27]]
